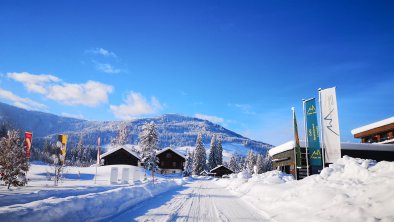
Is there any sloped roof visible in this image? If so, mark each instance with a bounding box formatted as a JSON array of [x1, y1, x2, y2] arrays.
[[351, 117, 394, 135], [210, 165, 233, 173], [100, 146, 141, 160], [156, 147, 186, 159], [268, 140, 307, 156], [269, 140, 394, 157]]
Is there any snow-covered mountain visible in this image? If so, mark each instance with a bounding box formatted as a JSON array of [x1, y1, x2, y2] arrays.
[[0, 102, 272, 155]]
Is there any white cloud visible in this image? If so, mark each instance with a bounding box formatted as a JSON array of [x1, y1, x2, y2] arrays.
[[86, 48, 117, 58], [61, 112, 84, 119], [46, 81, 113, 106], [194, 113, 224, 124], [0, 87, 47, 111], [7, 72, 113, 107], [228, 103, 256, 115], [7, 72, 60, 94], [110, 92, 162, 120], [96, 63, 121, 74]]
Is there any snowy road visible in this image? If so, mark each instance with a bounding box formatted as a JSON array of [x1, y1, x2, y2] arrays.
[[109, 179, 270, 222]]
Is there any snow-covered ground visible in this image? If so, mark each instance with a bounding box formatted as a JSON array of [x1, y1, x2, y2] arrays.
[[0, 163, 184, 221], [1, 156, 393, 222], [110, 176, 269, 222], [216, 156, 394, 222]]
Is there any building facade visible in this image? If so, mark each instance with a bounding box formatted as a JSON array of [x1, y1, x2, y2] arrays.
[[156, 148, 186, 174], [100, 147, 141, 166], [351, 117, 394, 144], [269, 140, 394, 180]]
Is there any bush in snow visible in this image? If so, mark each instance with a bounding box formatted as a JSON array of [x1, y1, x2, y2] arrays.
[[0, 130, 29, 189], [51, 154, 64, 186]]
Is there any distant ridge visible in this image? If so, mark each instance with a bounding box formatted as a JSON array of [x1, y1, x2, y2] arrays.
[[0, 102, 273, 155]]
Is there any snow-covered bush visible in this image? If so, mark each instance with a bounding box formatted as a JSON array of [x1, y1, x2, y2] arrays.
[[0, 130, 29, 189]]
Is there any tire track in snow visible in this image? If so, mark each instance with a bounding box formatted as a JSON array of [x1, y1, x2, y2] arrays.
[[111, 179, 271, 222]]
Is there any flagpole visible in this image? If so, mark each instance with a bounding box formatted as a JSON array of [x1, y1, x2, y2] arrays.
[[95, 137, 100, 184], [302, 99, 310, 176], [291, 107, 298, 180], [318, 88, 326, 168]]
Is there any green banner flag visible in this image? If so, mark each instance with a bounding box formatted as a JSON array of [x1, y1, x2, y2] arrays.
[[293, 108, 301, 167], [304, 98, 322, 167]]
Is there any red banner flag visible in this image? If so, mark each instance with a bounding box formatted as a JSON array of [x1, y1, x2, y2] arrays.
[[25, 132, 33, 158]]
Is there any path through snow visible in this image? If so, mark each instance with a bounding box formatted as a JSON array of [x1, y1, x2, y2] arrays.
[[110, 178, 270, 222]]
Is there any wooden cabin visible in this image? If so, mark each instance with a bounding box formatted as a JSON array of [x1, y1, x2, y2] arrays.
[[269, 140, 394, 180], [156, 148, 186, 174], [351, 117, 394, 144], [100, 147, 140, 166], [210, 165, 233, 177]]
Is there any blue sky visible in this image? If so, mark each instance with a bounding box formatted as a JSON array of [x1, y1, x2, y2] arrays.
[[0, 1, 393, 145]]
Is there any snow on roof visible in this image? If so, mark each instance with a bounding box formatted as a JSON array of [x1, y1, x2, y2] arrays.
[[341, 142, 394, 152], [210, 165, 232, 172], [351, 116, 394, 135], [378, 138, 394, 144], [268, 140, 307, 156], [156, 147, 186, 159], [269, 140, 394, 156], [100, 146, 140, 159]]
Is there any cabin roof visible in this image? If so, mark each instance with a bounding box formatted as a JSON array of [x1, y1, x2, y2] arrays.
[[100, 146, 140, 160], [156, 147, 186, 159], [210, 165, 233, 173]]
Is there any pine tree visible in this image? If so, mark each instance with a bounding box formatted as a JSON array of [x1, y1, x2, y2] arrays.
[[0, 122, 10, 138], [0, 130, 29, 189], [139, 122, 159, 182], [112, 122, 128, 146], [139, 122, 159, 156], [245, 150, 256, 174], [74, 134, 84, 166], [263, 153, 272, 173], [208, 135, 217, 170], [216, 138, 223, 166], [183, 149, 193, 177], [256, 154, 264, 174], [237, 154, 246, 172], [193, 133, 206, 175], [229, 154, 239, 173]]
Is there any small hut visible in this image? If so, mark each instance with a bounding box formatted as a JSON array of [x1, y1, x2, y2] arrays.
[[210, 165, 233, 177]]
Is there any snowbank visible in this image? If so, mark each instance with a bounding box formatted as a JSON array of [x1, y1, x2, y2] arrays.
[[0, 179, 182, 222], [216, 156, 394, 222]]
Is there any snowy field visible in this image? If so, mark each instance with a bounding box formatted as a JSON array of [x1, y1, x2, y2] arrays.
[[1, 156, 394, 222]]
